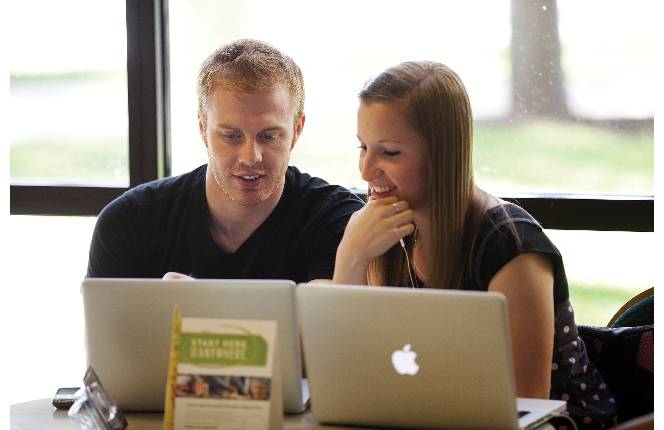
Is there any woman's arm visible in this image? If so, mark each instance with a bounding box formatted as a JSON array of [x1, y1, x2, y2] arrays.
[[488, 252, 555, 399], [333, 197, 415, 285]]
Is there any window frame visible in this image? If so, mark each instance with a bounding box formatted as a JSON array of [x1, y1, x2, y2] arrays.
[[9, 0, 654, 233]]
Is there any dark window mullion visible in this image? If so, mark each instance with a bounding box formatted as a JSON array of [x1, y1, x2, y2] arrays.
[[160, 0, 172, 178], [9, 186, 127, 216], [499, 194, 654, 232], [126, 0, 167, 186]]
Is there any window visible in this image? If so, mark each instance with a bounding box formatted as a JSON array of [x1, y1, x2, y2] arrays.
[[9, 1, 129, 186], [546, 229, 655, 324], [167, 0, 654, 197], [11, 0, 654, 227], [7, 216, 94, 404], [9, 0, 168, 215]]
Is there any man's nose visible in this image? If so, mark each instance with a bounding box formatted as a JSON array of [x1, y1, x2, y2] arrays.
[[238, 139, 262, 165]]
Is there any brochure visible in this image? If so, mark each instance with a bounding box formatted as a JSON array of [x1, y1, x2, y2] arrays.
[[163, 307, 281, 430]]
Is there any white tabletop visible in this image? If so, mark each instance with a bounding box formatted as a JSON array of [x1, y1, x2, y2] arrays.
[[10, 398, 324, 430], [11, 398, 555, 430]]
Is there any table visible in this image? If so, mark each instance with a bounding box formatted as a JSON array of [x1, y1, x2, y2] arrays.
[[10, 398, 321, 430], [11, 398, 555, 430]]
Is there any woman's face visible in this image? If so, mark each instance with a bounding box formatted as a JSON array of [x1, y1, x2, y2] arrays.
[[357, 101, 429, 211]]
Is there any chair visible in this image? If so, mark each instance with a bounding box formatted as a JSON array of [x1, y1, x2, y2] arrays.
[[578, 288, 654, 425], [611, 413, 654, 430], [608, 287, 653, 327]]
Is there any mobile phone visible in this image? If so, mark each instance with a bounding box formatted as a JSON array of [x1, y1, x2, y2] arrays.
[[52, 387, 80, 409]]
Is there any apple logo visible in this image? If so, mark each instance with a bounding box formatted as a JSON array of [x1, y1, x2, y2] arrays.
[[391, 344, 419, 375]]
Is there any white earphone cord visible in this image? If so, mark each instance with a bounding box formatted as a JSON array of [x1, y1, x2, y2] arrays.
[[400, 238, 417, 289]]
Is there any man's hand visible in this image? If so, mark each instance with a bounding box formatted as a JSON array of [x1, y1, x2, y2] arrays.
[[333, 197, 415, 284]]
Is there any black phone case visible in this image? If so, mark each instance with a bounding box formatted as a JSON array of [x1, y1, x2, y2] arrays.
[[52, 387, 80, 410]]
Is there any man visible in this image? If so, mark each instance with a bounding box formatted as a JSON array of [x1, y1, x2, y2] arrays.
[[87, 39, 363, 281]]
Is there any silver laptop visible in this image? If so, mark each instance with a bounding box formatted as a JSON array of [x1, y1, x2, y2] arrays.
[[297, 284, 566, 430], [81, 278, 309, 414]]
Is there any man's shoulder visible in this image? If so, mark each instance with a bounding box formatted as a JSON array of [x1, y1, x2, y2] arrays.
[[285, 166, 363, 207], [109, 165, 207, 211]]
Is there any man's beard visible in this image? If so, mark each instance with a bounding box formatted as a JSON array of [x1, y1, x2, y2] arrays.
[[211, 159, 289, 207]]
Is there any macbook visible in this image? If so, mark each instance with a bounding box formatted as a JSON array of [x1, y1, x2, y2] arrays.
[[81, 278, 308, 413], [297, 284, 565, 430]]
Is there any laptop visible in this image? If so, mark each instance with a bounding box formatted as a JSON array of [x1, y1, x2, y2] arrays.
[[296, 284, 566, 430], [81, 278, 309, 413]]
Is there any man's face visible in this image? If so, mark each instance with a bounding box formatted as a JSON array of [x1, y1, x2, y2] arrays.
[[200, 83, 304, 207], [193, 378, 208, 397], [250, 380, 265, 399]]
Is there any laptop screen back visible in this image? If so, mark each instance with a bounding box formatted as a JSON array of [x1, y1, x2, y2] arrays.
[[82, 278, 305, 413], [297, 284, 521, 429]]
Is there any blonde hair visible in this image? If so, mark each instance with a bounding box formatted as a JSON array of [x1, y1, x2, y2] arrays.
[[197, 39, 304, 127], [360, 61, 484, 290]]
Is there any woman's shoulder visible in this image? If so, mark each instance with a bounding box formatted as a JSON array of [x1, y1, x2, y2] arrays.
[[471, 200, 562, 283], [479, 200, 557, 251], [482, 199, 540, 229]]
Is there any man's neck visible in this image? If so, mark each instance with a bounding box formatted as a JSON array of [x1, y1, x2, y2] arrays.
[[205, 173, 285, 253]]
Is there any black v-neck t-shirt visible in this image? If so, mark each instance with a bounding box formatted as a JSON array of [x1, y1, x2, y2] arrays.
[[87, 165, 364, 281]]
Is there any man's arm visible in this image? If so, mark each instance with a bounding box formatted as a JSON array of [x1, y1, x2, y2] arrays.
[[304, 193, 365, 282], [87, 197, 143, 278]]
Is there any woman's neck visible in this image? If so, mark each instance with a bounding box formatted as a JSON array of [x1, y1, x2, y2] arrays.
[[412, 212, 431, 285]]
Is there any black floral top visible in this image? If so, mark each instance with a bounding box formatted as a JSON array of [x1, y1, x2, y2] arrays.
[[463, 203, 617, 429]]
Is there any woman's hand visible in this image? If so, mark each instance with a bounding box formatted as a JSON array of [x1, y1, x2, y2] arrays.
[[333, 197, 415, 284]]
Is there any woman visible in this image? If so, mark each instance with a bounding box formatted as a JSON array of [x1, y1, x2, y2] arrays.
[[334, 61, 616, 429]]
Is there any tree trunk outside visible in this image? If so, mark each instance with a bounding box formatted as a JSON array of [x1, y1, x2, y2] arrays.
[[511, 0, 568, 119]]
